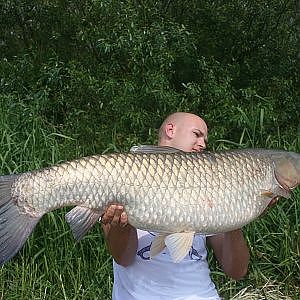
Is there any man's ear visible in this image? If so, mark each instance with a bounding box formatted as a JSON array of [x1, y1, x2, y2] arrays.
[[165, 123, 175, 139]]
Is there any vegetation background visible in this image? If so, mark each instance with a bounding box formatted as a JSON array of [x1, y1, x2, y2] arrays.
[[0, 0, 299, 299]]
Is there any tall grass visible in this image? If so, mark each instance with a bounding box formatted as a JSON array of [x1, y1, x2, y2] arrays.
[[0, 99, 114, 299], [0, 101, 299, 299], [210, 107, 300, 299]]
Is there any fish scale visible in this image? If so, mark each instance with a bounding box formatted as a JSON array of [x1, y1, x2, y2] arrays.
[[0, 146, 299, 264]]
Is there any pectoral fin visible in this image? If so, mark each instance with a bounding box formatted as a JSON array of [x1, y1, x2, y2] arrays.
[[164, 232, 195, 263], [150, 233, 168, 258], [261, 190, 274, 198], [65, 206, 101, 241], [261, 185, 291, 200]]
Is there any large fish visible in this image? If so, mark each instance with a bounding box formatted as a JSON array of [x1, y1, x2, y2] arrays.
[[0, 146, 299, 264]]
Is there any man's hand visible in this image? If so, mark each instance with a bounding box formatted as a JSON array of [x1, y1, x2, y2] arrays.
[[261, 196, 280, 217], [268, 196, 280, 208], [101, 204, 128, 228], [101, 204, 138, 267]]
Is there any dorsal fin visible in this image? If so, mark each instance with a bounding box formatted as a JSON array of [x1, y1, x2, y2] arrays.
[[130, 145, 182, 154]]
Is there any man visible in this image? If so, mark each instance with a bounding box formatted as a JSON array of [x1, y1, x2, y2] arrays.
[[101, 112, 250, 299]]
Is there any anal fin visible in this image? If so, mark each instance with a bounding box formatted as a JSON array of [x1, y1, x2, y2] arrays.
[[65, 206, 101, 241]]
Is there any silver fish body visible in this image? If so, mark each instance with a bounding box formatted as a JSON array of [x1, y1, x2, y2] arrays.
[[11, 151, 280, 231], [1, 147, 299, 264]]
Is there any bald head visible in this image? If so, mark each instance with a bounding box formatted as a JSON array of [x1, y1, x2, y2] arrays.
[[158, 112, 208, 152]]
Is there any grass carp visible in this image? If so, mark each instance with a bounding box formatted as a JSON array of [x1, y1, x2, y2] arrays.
[[0, 146, 299, 264]]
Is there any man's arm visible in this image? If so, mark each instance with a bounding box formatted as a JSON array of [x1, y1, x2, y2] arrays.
[[101, 205, 138, 267], [207, 229, 250, 280], [208, 196, 280, 279]]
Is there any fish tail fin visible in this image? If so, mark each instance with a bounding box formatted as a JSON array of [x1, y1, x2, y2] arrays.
[[0, 175, 42, 265]]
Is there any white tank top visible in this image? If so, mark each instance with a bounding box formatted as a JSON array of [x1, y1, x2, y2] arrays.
[[112, 229, 220, 300]]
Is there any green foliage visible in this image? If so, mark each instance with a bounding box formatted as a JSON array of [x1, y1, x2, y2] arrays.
[[0, 0, 299, 299]]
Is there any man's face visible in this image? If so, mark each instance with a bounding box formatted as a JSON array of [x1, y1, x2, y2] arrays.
[[170, 116, 208, 152]]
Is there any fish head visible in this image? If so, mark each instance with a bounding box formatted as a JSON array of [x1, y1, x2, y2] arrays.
[[273, 152, 300, 190]]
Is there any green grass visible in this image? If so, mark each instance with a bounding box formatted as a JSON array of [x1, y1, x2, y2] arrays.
[[0, 214, 113, 299], [210, 110, 300, 299], [0, 103, 299, 299], [210, 189, 300, 299]]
